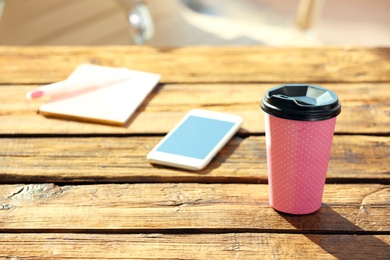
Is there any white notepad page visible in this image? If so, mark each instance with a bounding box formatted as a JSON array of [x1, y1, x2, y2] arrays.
[[39, 64, 160, 126]]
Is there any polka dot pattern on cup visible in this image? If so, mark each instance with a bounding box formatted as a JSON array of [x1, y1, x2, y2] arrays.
[[264, 114, 337, 214]]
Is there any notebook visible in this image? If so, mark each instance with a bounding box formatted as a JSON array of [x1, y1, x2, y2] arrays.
[[38, 64, 160, 126]]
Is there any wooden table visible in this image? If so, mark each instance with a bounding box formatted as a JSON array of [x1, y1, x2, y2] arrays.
[[0, 46, 389, 259]]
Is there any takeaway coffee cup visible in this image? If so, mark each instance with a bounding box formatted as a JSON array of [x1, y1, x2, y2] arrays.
[[261, 84, 341, 214]]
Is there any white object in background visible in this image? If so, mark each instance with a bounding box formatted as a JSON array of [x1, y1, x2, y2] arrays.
[[128, 1, 154, 44], [0, 0, 5, 21], [176, 0, 323, 46]]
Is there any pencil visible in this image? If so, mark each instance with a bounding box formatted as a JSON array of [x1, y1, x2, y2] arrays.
[[26, 72, 131, 99]]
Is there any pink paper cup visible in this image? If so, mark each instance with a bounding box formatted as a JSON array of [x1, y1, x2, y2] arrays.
[[261, 84, 341, 214]]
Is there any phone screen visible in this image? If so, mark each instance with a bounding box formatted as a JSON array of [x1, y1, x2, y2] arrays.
[[156, 115, 235, 159]]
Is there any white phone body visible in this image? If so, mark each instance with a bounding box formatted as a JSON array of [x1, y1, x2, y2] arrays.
[[147, 109, 243, 171]]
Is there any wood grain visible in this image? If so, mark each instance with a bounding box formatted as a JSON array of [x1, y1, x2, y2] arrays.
[[0, 136, 388, 184], [1, 83, 389, 135], [0, 47, 390, 84], [0, 46, 389, 258], [0, 233, 389, 259], [0, 183, 388, 232]]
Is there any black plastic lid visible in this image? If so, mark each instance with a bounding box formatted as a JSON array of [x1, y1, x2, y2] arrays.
[[261, 84, 341, 121]]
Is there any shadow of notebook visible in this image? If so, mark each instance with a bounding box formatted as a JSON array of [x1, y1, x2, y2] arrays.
[[38, 64, 160, 126]]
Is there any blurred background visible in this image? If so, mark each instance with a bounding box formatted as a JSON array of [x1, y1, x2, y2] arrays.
[[0, 0, 389, 47]]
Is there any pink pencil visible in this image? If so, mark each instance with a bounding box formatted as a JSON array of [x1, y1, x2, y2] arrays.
[[26, 72, 131, 99]]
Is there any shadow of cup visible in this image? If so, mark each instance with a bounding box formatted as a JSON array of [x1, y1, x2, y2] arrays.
[[279, 204, 390, 259]]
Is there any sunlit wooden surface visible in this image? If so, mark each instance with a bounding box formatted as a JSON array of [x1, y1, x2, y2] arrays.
[[0, 46, 389, 259]]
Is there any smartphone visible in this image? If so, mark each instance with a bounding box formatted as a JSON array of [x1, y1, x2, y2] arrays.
[[147, 109, 243, 171]]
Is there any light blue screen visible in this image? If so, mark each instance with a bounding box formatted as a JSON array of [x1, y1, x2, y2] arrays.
[[156, 115, 235, 159]]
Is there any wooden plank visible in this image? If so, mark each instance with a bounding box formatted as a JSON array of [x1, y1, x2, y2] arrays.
[[0, 136, 388, 183], [0, 47, 389, 84], [1, 83, 389, 135], [0, 233, 389, 259], [0, 183, 388, 232]]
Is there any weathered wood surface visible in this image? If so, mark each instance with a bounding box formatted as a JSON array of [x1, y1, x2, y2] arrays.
[[0, 183, 389, 232], [0, 46, 389, 259], [0, 233, 389, 259], [0, 136, 388, 184], [1, 47, 390, 84], [1, 83, 389, 134]]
